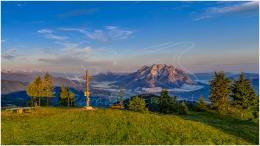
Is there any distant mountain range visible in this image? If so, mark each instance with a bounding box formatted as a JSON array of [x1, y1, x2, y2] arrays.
[[2, 71, 83, 94], [1, 64, 259, 107], [1, 80, 27, 95]]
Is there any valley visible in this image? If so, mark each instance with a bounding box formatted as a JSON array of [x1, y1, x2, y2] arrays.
[[1, 64, 259, 107]]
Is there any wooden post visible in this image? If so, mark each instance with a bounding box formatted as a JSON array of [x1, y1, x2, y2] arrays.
[[85, 70, 90, 107], [82, 70, 95, 110]]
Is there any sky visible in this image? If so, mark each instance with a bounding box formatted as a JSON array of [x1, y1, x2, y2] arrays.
[[1, 1, 259, 74]]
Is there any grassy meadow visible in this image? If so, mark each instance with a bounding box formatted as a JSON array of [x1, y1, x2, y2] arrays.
[[1, 107, 259, 145]]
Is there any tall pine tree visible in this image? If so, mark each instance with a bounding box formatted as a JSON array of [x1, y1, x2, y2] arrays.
[[209, 72, 230, 112], [231, 73, 257, 109], [159, 89, 177, 113]]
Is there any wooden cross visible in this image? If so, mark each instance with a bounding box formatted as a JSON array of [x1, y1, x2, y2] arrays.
[[84, 70, 93, 107]]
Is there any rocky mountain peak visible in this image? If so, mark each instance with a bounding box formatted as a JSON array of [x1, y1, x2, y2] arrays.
[[125, 64, 193, 89]]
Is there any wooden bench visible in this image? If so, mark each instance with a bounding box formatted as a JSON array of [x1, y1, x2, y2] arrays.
[[111, 104, 124, 109], [5, 107, 36, 114]]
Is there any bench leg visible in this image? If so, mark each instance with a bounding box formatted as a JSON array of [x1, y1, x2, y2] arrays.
[[17, 109, 23, 114]]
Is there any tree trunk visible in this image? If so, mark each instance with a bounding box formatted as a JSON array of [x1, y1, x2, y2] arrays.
[[47, 98, 49, 106], [34, 98, 37, 107], [67, 98, 69, 107], [39, 97, 41, 106], [31, 97, 33, 107]]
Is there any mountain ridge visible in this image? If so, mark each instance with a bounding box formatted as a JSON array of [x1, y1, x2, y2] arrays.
[[113, 64, 193, 90]]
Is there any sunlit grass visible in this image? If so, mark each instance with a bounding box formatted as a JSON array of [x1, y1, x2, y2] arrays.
[[1, 107, 258, 144]]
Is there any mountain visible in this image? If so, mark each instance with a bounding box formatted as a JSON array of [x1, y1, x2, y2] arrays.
[[1, 80, 28, 95], [114, 64, 193, 90], [2, 71, 36, 82], [1, 72, 84, 94]]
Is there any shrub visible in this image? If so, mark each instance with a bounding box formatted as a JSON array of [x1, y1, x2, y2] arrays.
[[196, 96, 207, 112], [128, 96, 147, 113], [252, 111, 258, 119], [111, 102, 124, 109], [226, 105, 258, 120], [179, 102, 189, 115]]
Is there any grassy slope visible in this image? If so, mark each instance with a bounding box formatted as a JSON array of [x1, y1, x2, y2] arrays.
[[1, 107, 259, 145]]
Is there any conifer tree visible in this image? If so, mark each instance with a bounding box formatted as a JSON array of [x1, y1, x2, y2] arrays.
[[231, 73, 257, 109], [196, 96, 207, 112], [159, 89, 177, 113], [159, 89, 170, 113], [209, 72, 231, 112]]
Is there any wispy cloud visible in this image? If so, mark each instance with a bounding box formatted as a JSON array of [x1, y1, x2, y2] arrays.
[[38, 29, 53, 33], [2, 54, 16, 60], [38, 56, 111, 66], [38, 56, 87, 65], [59, 26, 134, 42], [63, 47, 92, 58], [194, 1, 259, 21], [2, 49, 17, 60], [36, 26, 134, 72], [59, 27, 107, 41], [86, 30, 107, 42], [38, 29, 67, 41], [37, 28, 93, 64], [105, 25, 133, 40], [58, 28, 85, 33], [38, 55, 114, 73]]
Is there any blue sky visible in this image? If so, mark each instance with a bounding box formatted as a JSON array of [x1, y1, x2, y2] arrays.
[[1, 1, 259, 74]]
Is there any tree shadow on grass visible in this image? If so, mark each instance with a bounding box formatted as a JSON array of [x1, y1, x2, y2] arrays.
[[176, 111, 259, 144]]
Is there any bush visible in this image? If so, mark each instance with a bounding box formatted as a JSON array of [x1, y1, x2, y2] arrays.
[[128, 96, 147, 113], [179, 102, 189, 115], [111, 102, 124, 109], [252, 111, 258, 119], [196, 96, 207, 112], [226, 105, 258, 120]]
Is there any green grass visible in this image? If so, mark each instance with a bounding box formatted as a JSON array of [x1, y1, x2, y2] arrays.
[[1, 107, 259, 144]]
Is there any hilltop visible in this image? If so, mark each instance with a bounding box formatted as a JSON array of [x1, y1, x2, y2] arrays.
[[1, 108, 258, 145]]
